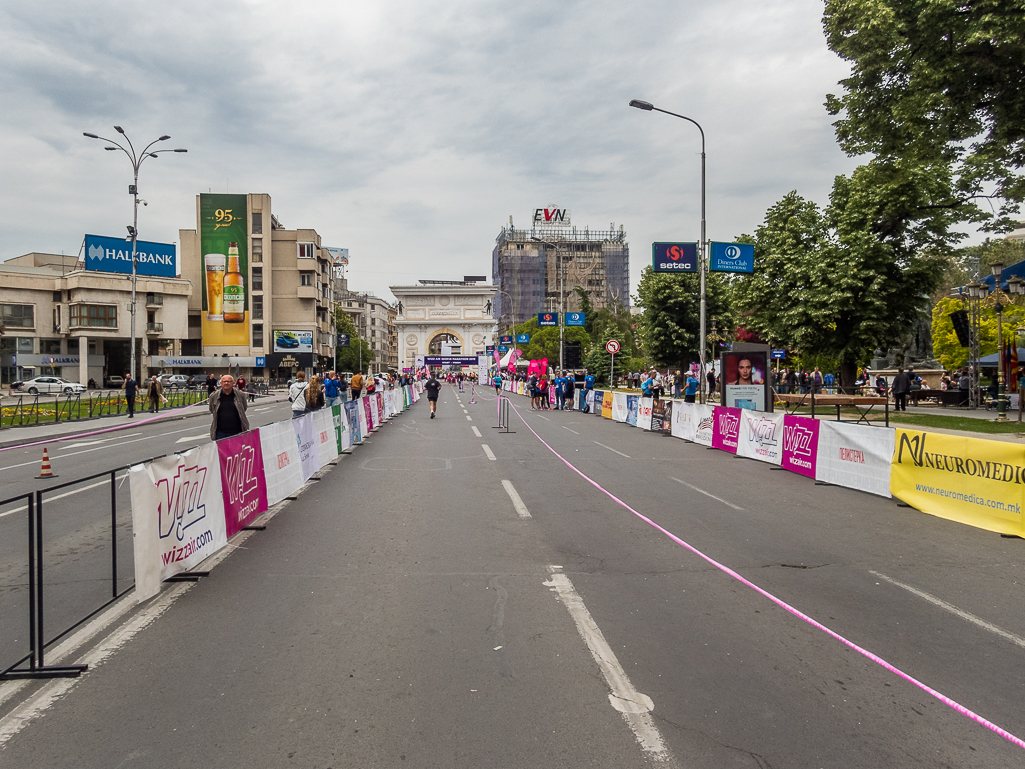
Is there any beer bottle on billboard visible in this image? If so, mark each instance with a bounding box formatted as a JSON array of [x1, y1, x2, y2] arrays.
[[222, 242, 245, 323]]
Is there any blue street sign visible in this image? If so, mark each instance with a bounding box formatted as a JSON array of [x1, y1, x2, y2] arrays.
[[710, 242, 755, 273], [85, 233, 177, 277], [565, 313, 585, 326], [498, 345, 509, 353], [771, 349, 786, 360], [652, 242, 698, 273], [485, 345, 495, 354], [538, 312, 557, 327], [516, 334, 530, 344], [256, 356, 266, 367], [499, 335, 513, 344]]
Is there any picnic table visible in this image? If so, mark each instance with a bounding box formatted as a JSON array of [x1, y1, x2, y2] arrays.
[[775, 391, 890, 426]]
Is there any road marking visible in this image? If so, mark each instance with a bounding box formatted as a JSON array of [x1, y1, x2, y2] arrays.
[[501, 480, 531, 519], [670, 476, 743, 510], [482, 444, 496, 461], [62, 436, 121, 450], [563, 426, 580, 435], [1, 428, 198, 473], [870, 570, 1025, 649], [471, 426, 482, 437], [594, 441, 630, 458], [462, 409, 468, 413], [0, 475, 129, 520], [466, 415, 472, 421], [175, 433, 209, 444], [543, 565, 672, 763], [537, 414, 550, 421]]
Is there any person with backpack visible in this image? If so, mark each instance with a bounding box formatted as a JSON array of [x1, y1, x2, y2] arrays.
[[350, 371, 364, 401], [289, 371, 309, 418]]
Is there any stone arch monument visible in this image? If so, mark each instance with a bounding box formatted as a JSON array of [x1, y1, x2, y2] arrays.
[[391, 281, 497, 370]]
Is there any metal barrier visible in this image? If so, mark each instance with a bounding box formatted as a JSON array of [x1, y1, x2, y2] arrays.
[[492, 396, 514, 433]]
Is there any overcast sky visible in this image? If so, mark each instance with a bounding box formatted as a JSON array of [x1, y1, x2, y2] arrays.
[[1, 0, 861, 302]]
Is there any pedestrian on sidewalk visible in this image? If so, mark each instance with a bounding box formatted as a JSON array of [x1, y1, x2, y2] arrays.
[[891, 367, 911, 411], [206, 373, 218, 396], [289, 371, 309, 418], [583, 370, 595, 412], [564, 372, 575, 411], [424, 372, 441, 418], [123, 373, 137, 418], [684, 370, 699, 403], [324, 371, 340, 408], [209, 374, 250, 440], [305, 375, 326, 412], [350, 371, 364, 401], [147, 376, 163, 413]]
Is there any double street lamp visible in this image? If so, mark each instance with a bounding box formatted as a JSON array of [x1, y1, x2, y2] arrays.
[[628, 99, 708, 402], [965, 262, 1025, 422], [83, 128, 187, 385]]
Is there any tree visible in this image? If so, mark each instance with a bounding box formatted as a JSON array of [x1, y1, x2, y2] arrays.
[[582, 325, 622, 386], [932, 296, 1025, 371], [334, 308, 372, 374], [824, 0, 1025, 229], [635, 266, 733, 376]]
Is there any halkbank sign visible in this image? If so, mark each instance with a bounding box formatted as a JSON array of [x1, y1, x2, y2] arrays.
[[85, 234, 177, 277]]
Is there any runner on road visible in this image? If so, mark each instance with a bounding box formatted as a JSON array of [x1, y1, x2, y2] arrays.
[[424, 372, 441, 418]]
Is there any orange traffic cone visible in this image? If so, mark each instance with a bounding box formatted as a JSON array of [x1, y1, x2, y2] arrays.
[[35, 447, 58, 479]]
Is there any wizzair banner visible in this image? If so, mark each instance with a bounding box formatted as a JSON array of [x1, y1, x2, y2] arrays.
[[636, 397, 653, 431], [130, 443, 227, 602], [626, 395, 639, 426], [259, 420, 304, 507], [217, 431, 269, 539], [780, 415, 819, 478], [712, 406, 742, 453], [611, 392, 629, 422], [374, 392, 385, 423], [314, 408, 338, 467], [345, 400, 363, 445], [671, 400, 695, 442], [736, 410, 784, 465], [817, 420, 895, 498], [692, 404, 715, 446], [292, 412, 320, 481]]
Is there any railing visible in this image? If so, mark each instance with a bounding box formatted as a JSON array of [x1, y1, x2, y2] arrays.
[[146, 322, 164, 333], [0, 388, 206, 429]]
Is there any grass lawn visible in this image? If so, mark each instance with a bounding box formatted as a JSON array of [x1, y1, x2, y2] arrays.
[[783, 405, 1025, 435]]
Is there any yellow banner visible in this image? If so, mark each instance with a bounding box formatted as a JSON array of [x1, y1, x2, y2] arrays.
[[891, 429, 1025, 536], [602, 391, 613, 419]]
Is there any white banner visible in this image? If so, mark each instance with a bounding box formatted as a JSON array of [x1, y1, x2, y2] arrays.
[[736, 410, 784, 465], [292, 413, 320, 481], [816, 420, 895, 498], [671, 400, 694, 441], [313, 408, 338, 467], [129, 443, 227, 602], [336, 405, 352, 452], [611, 392, 629, 423], [637, 397, 653, 431], [692, 404, 715, 446], [259, 420, 305, 507]]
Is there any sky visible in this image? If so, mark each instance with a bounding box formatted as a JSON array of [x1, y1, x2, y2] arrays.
[[0, 0, 861, 303]]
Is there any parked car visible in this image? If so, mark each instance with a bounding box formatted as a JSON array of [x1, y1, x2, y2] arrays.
[[157, 374, 190, 387], [187, 374, 214, 389], [104, 375, 125, 389], [14, 376, 86, 395]]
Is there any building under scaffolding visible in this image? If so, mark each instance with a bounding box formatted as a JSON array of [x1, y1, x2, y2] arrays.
[[491, 220, 630, 328]]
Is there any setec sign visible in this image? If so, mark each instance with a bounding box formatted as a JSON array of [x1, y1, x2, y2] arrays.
[[538, 312, 557, 327], [710, 242, 754, 274], [652, 243, 698, 273], [85, 234, 176, 277]]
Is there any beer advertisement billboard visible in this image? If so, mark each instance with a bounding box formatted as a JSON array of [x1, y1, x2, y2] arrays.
[[200, 194, 249, 346]]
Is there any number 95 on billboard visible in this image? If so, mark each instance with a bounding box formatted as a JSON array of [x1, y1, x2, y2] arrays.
[[652, 243, 697, 273]]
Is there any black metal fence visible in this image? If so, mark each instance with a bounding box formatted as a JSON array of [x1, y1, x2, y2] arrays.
[[0, 387, 207, 429]]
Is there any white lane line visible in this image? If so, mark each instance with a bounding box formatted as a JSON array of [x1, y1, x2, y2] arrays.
[[563, 426, 580, 435], [471, 426, 482, 437], [462, 409, 468, 414], [870, 570, 1025, 649], [537, 414, 550, 421], [543, 566, 673, 763], [482, 444, 497, 461], [175, 433, 209, 444], [466, 415, 472, 421], [62, 436, 121, 450], [501, 480, 532, 519], [670, 476, 744, 511], [0, 475, 127, 519], [594, 441, 630, 458]]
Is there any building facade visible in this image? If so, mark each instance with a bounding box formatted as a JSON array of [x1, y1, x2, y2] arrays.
[[337, 292, 398, 372], [391, 280, 497, 371]]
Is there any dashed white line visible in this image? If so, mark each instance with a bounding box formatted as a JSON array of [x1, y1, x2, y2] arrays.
[[471, 426, 482, 437], [563, 426, 580, 435], [482, 444, 496, 461], [501, 480, 532, 519], [537, 414, 550, 421], [466, 415, 472, 421], [0, 475, 128, 519], [594, 441, 630, 458], [670, 476, 743, 510]]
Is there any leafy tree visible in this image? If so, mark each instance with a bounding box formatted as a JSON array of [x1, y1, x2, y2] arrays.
[[931, 296, 1025, 370], [509, 316, 589, 368], [824, 0, 1025, 229], [582, 325, 624, 386], [334, 308, 372, 374]]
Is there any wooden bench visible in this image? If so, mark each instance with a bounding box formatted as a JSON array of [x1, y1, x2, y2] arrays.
[[775, 392, 890, 426]]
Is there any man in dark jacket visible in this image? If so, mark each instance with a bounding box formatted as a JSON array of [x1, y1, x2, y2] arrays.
[[209, 374, 250, 440], [891, 367, 912, 411], [123, 374, 137, 418]]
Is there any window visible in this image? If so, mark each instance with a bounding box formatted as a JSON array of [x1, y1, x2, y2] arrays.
[[252, 212, 263, 234], [52, 291, 62, 302], [297, 242, 315, 259], [252, 325, 264, 347], [252, 240, 263, 262], [70, 304, 117, 328], [252, 267, 263, 291], [253, 295, 263, 320], [1, 304, 34, 328], [300, 272, 313, 286], [40, 339, 62, 354]]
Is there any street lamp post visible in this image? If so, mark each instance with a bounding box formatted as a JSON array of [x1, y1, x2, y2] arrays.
[[629, 99, 707, 403], [83, 128, 186, 385], [966, 266, 1025, 422], [531, 237, 564, 374]]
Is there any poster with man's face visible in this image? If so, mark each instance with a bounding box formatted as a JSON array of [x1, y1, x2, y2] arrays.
[[722, 351, 769, 411]]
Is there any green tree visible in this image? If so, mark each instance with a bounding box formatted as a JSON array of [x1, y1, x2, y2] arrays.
[[824, 0, 1025, 229], [582, 325, 621, 386], [932, 296, 1025, 370], [334, 308, 372, 374]]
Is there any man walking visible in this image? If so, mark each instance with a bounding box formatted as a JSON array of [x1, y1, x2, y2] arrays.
[[350, 371, 364, 402], [123, 373, 137, 418], [583, 370, 595, 412], [891, 367, 911, 411], [209, 374, 250, 440], [147, 376, 163, 413], [564, 371, 575, 411], [424, 371, 441, 418]]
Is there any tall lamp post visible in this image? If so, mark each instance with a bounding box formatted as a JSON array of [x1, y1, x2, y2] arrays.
[[966, 264, 1025, 422], [629, 99, 707, 402], [83, 128, 187, 386], [531, 237, 565, 373]]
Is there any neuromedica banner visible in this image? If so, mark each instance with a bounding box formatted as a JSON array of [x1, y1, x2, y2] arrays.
[[890, 429, 1025, 536]]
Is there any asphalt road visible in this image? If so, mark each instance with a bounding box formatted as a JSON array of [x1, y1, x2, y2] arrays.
[[1, 385, 1025, 767]]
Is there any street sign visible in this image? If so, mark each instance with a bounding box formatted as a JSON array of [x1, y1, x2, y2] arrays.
[[771, 349, 786, 360], [710, 242, 755, 273], [516, 334, 530, 344], [538, 312, 557, 327], [605, 339, 621, 354], [485, 346, 495, 354], [337, 333, 350, 347], [565, 313, 585, 326], [652, 243, 698, 273], [499, 335, 513, 344], [498, 345, 509, 353]]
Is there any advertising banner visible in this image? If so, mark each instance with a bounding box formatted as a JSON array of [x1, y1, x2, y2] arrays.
[[216, 431, 269, 539], [626, 395, 639, 426], [591, 390, 603, 415], [722, 351, 769, 412], [85, 233, 176, 277], [538, 312, 558, 327], [709, 241, 755, 273], [258, 420, 304, 506], [890, 430, 1025, 535], [650, 399, 670, 432], [565, 312, 585, 326], [737, 410, 784, 465], [637, 397, 653, 431], [345, 400, 363, 445], [671, 400, 691, 441], [313, 408, 339, 468], [291, 413, 320, 481], [652, 242, 698, 273], [273, 330, 314, 353], [200, 194, 250, 347], [611, 392, 629, 422], [781, 415, 819, 478], [816, 421, 894, 498], [712, 406, 742, 453], [129, 443, 227, 602], [602, 391, 614, 419], [333, 404, 350, 453], [692, 404, 715, 446], [376, 392, 386, 423], [358, 396, 371, 437]]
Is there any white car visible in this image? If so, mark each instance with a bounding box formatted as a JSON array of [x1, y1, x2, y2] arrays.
[[16, 377, 86, 395], [158, 374, 190, 387]]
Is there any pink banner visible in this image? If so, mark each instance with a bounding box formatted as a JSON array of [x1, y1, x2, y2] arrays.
[[781, 415, 819, 478], [362, 396, 375, 431], [712, 406, 741, 454], [217, 430, 269, 539]]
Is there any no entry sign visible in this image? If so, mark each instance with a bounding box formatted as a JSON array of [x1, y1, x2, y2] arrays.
[[606, 340, 620, 354]]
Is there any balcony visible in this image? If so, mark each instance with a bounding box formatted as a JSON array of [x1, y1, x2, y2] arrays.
[[297, 285, 317, 299], [146, 322, 163, 334], [145, 294, 163, 308]]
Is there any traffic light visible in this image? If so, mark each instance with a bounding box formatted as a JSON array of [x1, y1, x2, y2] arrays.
[[949, 309, 970, 348], [564, 341, 582, 368]]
